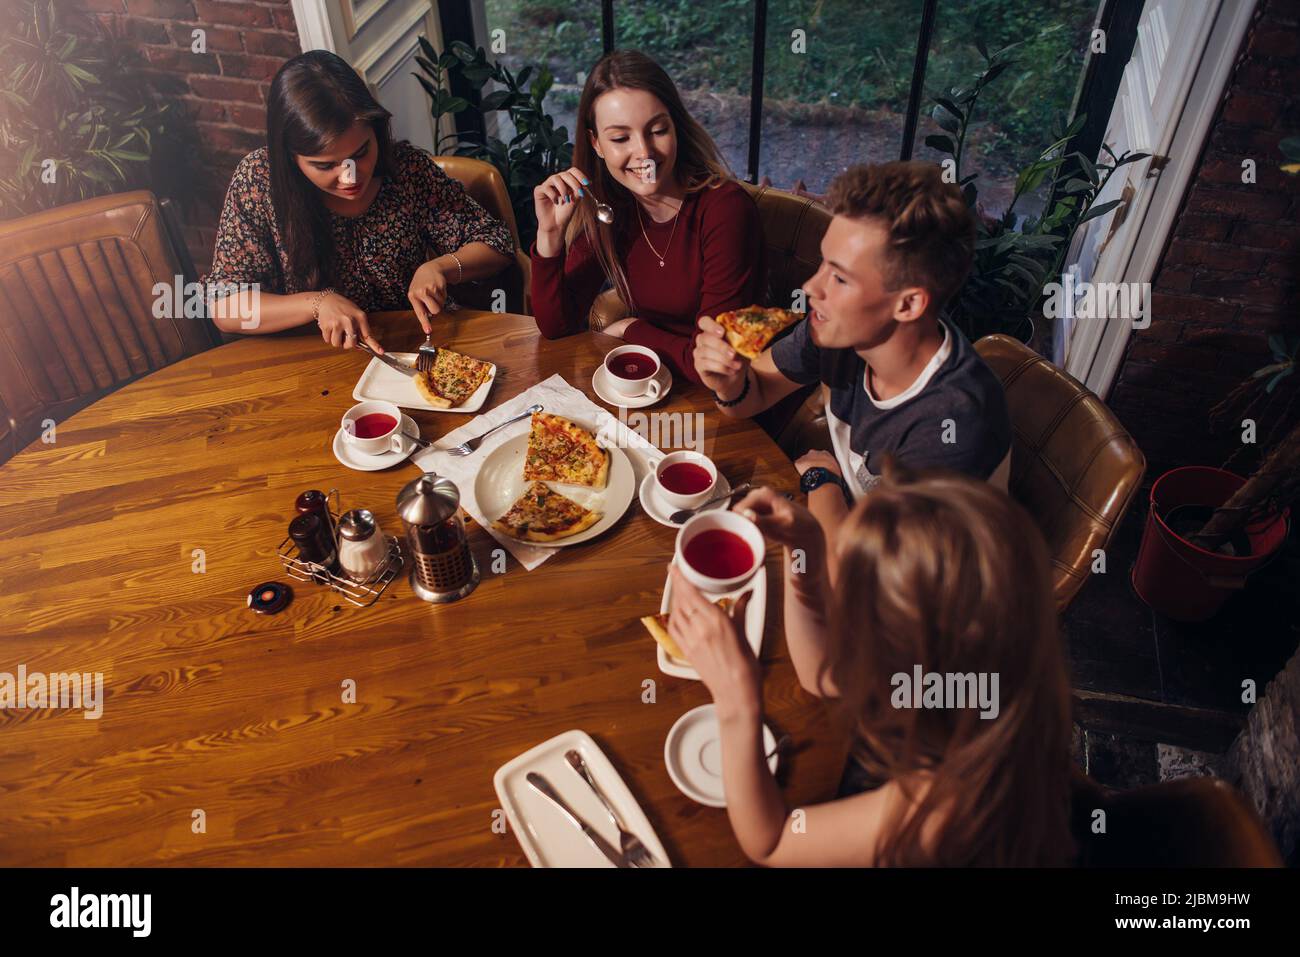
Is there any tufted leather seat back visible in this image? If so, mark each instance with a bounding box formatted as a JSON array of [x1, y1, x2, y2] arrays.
[[434, 155, 531, 314], [0, 190, 219, 462]]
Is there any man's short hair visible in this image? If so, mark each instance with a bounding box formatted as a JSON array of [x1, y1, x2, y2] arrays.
[[825, 161, 976, 312]]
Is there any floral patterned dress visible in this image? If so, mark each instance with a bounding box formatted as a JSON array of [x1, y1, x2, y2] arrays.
[[203, 140, 514, 312]]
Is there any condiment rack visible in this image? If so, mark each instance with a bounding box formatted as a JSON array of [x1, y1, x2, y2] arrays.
[[277, 488, 404, 607]]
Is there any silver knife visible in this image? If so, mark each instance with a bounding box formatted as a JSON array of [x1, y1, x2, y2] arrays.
[[356, 340, 418, 378], [526, 772, 628, 868]]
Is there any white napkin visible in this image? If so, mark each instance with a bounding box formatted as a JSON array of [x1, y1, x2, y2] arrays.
[[409, 374, 664, 570]]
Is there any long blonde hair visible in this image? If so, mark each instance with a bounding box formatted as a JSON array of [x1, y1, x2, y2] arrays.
[[568, 50, 732, 313], [824, 464, 1074, 866]]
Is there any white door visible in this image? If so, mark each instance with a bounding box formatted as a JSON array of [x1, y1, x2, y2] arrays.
[[290, 0, 449, 154], [1058, 0, 1257, 395]]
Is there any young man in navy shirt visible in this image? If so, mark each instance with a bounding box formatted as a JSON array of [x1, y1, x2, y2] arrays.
[[694, 161, 1011, 550]]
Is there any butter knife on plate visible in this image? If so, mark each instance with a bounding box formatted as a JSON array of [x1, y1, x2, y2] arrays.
[[525, 772, 628, 868], [356, 340, 418, 378]]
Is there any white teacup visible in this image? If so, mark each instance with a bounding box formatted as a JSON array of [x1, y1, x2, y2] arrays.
[[654, 450, 719, 512], [341, 400, 413, 456], [603, 345, 662, 399], [674, 510, 765, 594]]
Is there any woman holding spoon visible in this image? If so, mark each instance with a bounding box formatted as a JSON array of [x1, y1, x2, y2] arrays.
[[530, 50, 765, 384]]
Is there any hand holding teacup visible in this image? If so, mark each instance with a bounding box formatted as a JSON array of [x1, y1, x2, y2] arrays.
[[731, 486, 826, 565]]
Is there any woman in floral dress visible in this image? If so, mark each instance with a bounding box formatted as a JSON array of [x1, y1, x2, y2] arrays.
[[204, 50, 514, 352]]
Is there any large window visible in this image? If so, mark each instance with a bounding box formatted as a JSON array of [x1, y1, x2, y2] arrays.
[[471, 0, 1099, 206]]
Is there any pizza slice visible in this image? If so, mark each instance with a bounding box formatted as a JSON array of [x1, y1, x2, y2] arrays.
[[414, 348, 493, 408], [491, 481, 601, 543], [711, 306, 804, 359], [640, 597, 737, 664], [522, 411, 609, 489]]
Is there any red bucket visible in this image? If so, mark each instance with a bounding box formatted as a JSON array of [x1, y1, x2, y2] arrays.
[[1132, 466, 1289, 622]]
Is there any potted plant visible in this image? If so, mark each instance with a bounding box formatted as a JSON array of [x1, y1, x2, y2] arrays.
[[1131, 334, 1297, 621], [925, 41, 1149, 343]]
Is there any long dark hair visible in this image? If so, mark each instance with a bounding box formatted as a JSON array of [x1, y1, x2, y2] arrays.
[[266, 51, 394, 290], [568, 50, 732, 312]]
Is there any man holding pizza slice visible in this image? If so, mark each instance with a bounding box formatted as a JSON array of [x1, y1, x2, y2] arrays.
[[694, 161, 1012, 561]]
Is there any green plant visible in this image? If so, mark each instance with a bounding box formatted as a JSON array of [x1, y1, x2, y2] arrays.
[[926, 41, 1149, 342], [0, 0, 171, 218], [413, 38, 574, 249]]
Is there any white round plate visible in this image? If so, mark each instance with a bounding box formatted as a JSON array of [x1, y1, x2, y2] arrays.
[[665, 704, 778, 808], [638, 471, 732, 528], [592, 363, 672, 409], [475, 426, 636, 547], [332, 413, 421, 471]]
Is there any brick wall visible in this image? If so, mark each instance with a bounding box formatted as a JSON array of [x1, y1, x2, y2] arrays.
[[1107, 0, 1300, 481], [79, 0, 302, 270]]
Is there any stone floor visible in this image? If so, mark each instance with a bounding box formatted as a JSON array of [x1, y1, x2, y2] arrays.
[[1064, 492, 1300, 792]]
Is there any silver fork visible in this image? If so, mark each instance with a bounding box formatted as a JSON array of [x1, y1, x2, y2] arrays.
[[439, 403, 543, 457], [564, 749, 657, 868], [416, 333, 438, 373]]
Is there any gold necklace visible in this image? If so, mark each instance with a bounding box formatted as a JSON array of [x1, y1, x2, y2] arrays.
[[636, 201, 682, 267]]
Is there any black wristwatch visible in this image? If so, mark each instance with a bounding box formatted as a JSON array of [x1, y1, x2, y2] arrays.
[[800, 466, 846, 499]]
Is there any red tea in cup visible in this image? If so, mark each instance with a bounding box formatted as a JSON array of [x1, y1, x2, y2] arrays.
[[353, 413, 397, 439], [659, 462, 713, 495], [606, 350, 657, 380], [683, 529, 755, 580]]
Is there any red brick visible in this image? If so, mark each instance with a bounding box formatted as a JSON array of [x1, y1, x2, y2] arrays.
[[124, 0, 195, 17], [242, 31, 300, 58], [1140, 319, 1184, 343], [228, 102, 267, 130], [1173, 212, 1232, 242], [1238, 307, 1294, 331], [272, 7, 299, 32], [1229, 220, 1300, 250], [1263, 257, 1297, 278], [1234, 60, 1298, 95], [179, 96, 226, 122], [144, 45, 220, 74], [195, 121, 264, 154], [124, 16, 169, 42], [188, 75, 263, 103], [1150, 293, 1238, 325], [1211, 124, 1283, 157], [192, 1, 271, 27], [1252, 25, 1300, 58], [1189, 275, 1289, 305], [1223, 91, 1285, 126], [1154, 263, 1195, 293], [169, 22, 244, 52], [1186, 186, 1287, 223], [1166, 240, 1264, 272], [217, 53, 285, 83], [1126, 341, 1222, 372]]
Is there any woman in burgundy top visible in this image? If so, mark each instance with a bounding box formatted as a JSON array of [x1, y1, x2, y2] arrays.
[[203, 51, 514, 352], [530, 51, 764, 384]]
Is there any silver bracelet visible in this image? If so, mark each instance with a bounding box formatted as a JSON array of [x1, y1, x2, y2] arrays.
[[311, 287, 335, 323], [448, 253, 464, 284]]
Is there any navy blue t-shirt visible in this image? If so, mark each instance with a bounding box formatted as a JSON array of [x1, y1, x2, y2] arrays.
[[770, 317, 1012, 497]]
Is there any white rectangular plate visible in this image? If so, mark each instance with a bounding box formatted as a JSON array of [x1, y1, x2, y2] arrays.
[[493, 729, 671, 868], [657, 561, 766, 679], [351, 351, 496, 413]]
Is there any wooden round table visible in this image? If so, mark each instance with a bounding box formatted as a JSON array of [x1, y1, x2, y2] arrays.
[[0, 310, 846, 866]]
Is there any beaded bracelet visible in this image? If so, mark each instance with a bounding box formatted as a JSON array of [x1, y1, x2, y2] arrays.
[[713, 369, 751, 407], [448, 253, 464, 285]]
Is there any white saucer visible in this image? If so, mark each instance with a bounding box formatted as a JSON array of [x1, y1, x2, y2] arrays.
[[664, 704, 778, 808], [638, 471, 732, 527], [592, 363, 672, 409], [332, 413, 420, 471]]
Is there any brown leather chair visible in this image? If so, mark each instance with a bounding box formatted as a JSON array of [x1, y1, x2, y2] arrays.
[[433, 155, 531, 315], [0, 190, 219, 463], [1070, 770, 1282, 866], [975, 335, 1146, 611]]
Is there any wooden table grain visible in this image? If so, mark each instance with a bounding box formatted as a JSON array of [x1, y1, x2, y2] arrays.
[[0, 310, 847, 867]]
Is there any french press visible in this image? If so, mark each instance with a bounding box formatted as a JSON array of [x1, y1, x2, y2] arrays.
[[395, 473, 479, 603]]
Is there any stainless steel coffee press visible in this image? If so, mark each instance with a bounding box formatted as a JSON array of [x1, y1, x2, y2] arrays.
[[395, 473, 479, 603]]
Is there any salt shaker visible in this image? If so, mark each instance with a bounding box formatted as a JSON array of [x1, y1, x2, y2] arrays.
[[336, 509, 389, 582]]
